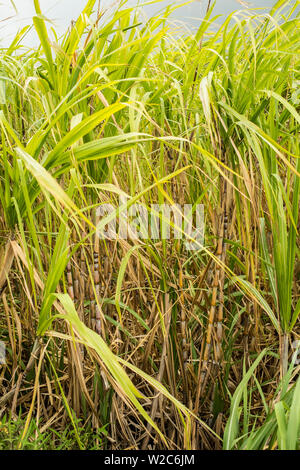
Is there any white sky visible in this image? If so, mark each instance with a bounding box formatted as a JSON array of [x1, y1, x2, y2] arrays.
[[0, 0, 276, 47]]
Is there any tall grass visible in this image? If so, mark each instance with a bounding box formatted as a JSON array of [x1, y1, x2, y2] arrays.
[[0, 0, 299, 450]]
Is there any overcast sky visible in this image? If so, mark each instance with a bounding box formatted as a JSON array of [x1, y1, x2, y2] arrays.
[[0, 0, 277, 47]]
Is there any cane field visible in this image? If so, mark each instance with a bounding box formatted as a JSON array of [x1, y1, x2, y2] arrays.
[[0, 0, 299, 451]]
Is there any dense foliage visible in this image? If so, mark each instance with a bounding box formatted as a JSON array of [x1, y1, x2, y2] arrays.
[[0, 0, 299, 450]]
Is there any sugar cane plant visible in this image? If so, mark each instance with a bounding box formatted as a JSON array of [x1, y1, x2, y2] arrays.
[[0, 0, 299, 450]]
